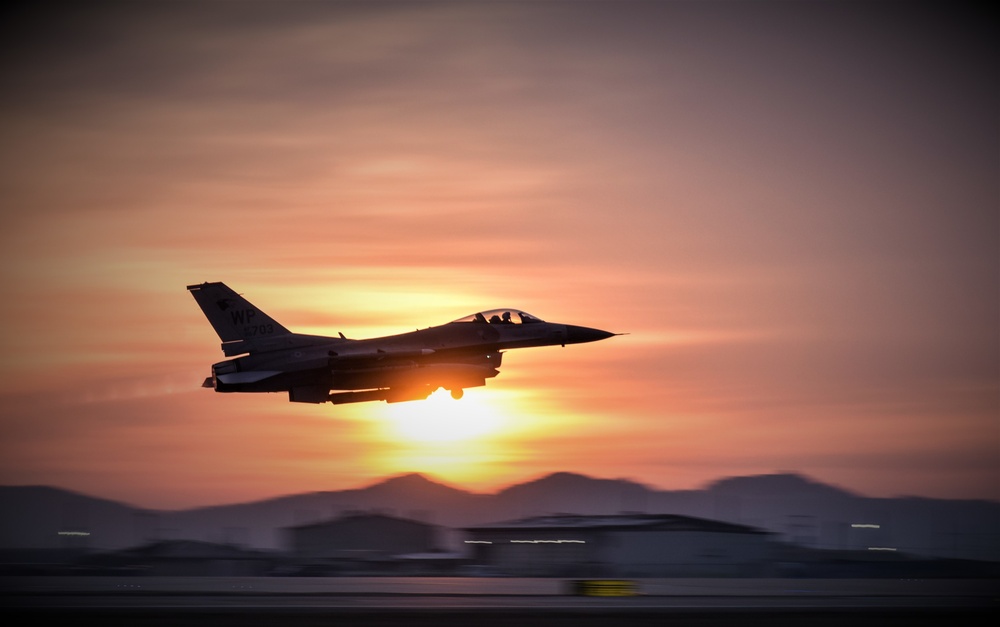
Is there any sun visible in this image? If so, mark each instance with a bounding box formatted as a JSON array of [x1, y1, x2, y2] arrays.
[[361, 385, 553, 488], [380, 388, 504, 444], [366, 387, 516, 486]]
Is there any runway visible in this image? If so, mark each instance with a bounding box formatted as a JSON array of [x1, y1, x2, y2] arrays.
[[4, 576, 997, 625]]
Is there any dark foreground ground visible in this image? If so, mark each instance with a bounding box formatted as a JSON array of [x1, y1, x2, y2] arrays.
[[4, 576, 997, 626], [14, 607, 998, 627]]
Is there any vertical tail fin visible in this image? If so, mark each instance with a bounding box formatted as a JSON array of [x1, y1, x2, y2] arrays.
[[187, 282, 291, 355]]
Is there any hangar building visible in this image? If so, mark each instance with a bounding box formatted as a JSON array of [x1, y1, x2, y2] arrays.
[[463, 513, 776, 577], [283, 512, 448, 573]]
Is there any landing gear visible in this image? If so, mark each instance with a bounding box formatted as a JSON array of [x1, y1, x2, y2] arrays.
[[450, 388, 464, 400]]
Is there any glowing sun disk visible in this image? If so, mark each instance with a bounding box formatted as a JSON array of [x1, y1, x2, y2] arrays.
[[381, 389, 504, 444]]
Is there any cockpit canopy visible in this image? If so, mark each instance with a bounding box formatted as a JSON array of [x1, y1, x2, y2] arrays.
[[451, 309, 545, 325]]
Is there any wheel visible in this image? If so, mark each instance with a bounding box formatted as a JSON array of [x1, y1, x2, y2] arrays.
[[450, 388, 464, 400]]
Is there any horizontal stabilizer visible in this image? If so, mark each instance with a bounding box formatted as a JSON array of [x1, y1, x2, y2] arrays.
[[216, 370, 283, 385]]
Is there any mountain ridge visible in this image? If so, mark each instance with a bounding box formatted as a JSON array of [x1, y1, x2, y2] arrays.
[[2, 471, 998, 561], [5, 470, 985, 514]]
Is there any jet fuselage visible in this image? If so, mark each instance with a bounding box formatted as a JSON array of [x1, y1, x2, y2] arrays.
[[188, 282, 616, 404]]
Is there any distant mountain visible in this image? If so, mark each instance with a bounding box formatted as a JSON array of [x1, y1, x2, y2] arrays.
[[475, 472, 716, 529], [2, 472, 997, 561], [0, 485, 150, 551], [333, 472, 488, 522], [144, 473, 489, 551], [493, 472, 654, 517], [707, 473, 859, 500]]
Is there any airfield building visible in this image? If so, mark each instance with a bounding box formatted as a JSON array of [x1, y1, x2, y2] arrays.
[[283, 512, 460, 574], [286, 511, 439, 558], [463, 513, 776, 577]]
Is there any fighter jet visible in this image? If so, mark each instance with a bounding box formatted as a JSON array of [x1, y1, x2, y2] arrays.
[[188, 282, 618, 405]]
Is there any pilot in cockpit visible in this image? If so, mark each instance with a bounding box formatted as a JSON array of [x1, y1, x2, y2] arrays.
[[489, 311, 513, 324]]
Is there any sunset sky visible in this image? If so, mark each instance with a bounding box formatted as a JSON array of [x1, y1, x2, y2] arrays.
[[1, 1, 996, 510]]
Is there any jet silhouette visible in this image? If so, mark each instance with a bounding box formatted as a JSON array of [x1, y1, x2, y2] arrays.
[[188, 282, 618, 404]]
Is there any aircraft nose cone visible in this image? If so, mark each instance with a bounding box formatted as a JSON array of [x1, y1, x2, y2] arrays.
[[563, 324, 615, 344]]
